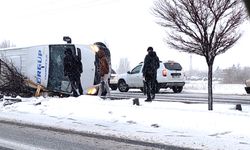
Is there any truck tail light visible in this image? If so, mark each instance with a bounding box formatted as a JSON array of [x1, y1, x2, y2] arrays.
[[162, 69, 167, 77]]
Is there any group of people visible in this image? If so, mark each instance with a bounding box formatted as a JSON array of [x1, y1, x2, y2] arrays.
[[63, 44, 159, 102], [63, 42, 111, 97]]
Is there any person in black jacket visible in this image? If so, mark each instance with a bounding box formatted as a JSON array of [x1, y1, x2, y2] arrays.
[[63, 48, 83, 97], [244, 0, 250, 15], [142, 47, 160, 102]]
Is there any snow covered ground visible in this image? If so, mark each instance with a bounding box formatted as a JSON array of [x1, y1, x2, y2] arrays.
[[0, 81, 250, 150], [184, 80, 247, 95]]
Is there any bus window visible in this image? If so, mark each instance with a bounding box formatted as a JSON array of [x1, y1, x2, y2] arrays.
[[47, 44, 76, 93], [0, 59, 2, 74]]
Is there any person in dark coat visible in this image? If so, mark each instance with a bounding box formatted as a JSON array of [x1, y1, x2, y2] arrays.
[[142, 47, 160, 102], [96, 48, 110, 97], [63, 48, 83, 97]]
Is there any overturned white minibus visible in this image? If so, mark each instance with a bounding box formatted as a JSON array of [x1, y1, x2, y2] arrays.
[[0, 44, 99, 95]]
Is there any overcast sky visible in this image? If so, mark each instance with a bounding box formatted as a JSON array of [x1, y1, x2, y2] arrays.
[[0, 0, 250, 71]]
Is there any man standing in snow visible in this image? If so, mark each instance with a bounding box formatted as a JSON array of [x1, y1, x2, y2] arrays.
[[142, 47, 160, 102], [63, 48, 83, 97]]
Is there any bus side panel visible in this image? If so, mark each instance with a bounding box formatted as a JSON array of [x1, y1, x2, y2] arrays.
[[26, 46, 49, 87], [0, 46, 49, 88], [75, 44, 96, 90], [0, 48, 27, 76]]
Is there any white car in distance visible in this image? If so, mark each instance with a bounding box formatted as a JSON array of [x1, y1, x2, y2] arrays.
[[117, 61, 185, 93], [245, 79, 250, 94], [109, 69, 118, 90]]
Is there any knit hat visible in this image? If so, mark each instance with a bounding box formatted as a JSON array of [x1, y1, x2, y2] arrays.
[[147, 46, 153, 52]]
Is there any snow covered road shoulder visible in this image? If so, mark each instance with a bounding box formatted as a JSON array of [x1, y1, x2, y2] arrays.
[[1, 95, 250, 150]]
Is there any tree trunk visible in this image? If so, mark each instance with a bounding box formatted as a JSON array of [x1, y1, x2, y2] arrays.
[[208, 64, 213, 110]]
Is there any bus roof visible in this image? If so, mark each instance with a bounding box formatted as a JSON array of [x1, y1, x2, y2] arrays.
[[0, 43, 91, 51]]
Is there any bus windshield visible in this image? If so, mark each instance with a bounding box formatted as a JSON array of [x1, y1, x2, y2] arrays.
[[47, 44, 76, 93]]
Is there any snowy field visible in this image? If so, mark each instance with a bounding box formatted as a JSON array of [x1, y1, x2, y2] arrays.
[[0, 81, 250, 150], [184, 80, 246, 95]]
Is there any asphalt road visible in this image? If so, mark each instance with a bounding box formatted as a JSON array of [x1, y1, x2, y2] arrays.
[[0, 122, 195, 150], [110, 90, 250, 104]]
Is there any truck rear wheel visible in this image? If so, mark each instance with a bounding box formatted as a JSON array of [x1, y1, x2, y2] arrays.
[[118, 80, 129, 92], [245, 87, 250, 94], [173, 86, 183, 93]]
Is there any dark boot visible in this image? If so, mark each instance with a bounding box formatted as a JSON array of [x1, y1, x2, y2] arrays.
[[151, 94, 155, 100], [145, 97, 152, 102], [72, 90, 79, 97], [78, 86, 83, 95], [73, 93, 79, 97]]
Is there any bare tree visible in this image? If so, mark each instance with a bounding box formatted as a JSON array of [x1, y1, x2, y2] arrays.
[[0, 58, 34, 97], [0, 41, 34, 97], [153, 0, 246, 110], [222, 65, 250, 84], [117, 58, 131, 74], [0, 40, 16, 48]]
